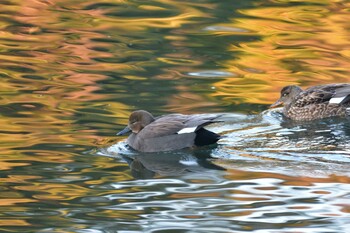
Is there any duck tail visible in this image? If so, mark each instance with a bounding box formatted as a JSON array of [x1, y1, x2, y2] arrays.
[[194, 128, 221, 146], [340, 95, 350, 105]]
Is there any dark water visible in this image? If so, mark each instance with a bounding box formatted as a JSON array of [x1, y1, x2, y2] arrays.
[[0, 0, 349, 232]]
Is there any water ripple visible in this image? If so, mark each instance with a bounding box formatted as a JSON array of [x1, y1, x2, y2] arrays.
[[1, 0, 349, 232], [72, 176, 350, 232]]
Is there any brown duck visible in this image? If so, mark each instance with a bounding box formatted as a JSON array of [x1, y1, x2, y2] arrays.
[[271, 83, 350, 121], [117, 110, 234, 152]]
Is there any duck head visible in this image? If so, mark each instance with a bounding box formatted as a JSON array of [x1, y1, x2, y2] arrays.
[[117, 110, 155, 135], [270, 85, 303, 108]]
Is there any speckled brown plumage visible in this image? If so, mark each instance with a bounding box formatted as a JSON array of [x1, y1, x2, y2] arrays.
[[271, 83, 350, 121]]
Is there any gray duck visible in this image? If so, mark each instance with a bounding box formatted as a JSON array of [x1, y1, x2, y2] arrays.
[[117, 110, 231, 152], [271, 83, 350, 121]]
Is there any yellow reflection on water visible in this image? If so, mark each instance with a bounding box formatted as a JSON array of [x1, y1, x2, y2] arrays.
[[0, 0, 349, 150], [0, 199, 37, 206], [0, 219, 31, 226], [211, 1, 350, 105], [0, 1, 348, 231], [0, 161, 30, 170]]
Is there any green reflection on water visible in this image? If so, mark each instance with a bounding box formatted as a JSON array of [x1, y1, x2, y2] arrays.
[[0, 0, 349, 232]]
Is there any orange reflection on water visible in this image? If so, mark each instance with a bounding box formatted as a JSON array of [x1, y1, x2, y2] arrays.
[[0, 199, 37, 206], [18, 183, 89, 201], [0, 219, 31, 226], [211, 2, 350, 105], [0, 161, 30, 170]]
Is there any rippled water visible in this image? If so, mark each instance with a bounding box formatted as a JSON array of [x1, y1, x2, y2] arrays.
[[0, 0, 350, 232]]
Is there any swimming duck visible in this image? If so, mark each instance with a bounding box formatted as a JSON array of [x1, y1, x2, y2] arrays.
[[271, 83, 350, 121], [117, 110, 230, 152]]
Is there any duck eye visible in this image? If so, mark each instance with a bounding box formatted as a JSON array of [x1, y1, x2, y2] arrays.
[[282, 92, 288, 97]]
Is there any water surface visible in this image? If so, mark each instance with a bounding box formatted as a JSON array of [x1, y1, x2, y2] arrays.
[[0, 0, 349, 232]]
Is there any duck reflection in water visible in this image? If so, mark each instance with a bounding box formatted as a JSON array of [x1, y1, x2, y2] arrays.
[[120, 150, 225, 179]]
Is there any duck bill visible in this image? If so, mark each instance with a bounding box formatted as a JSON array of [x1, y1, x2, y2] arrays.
[[116, 126, 131, 136], [270, 99, 283, 108]]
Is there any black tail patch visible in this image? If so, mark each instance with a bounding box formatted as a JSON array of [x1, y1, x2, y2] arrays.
[[194, 128, 221, 146], [340, 94, 350, 105]]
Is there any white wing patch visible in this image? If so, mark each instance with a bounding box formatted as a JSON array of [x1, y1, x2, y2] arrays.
[[329, 96, 346, 104], [179, 159, 198, 166], [177, 126, 197, 134]]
